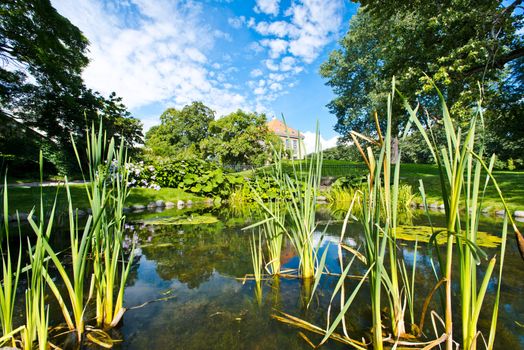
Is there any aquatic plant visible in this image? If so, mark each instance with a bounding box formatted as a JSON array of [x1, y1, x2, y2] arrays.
[[249, 230, 263, 304], [39, 181, 93, 343], [72, 123, 134, 330], [400, 82, 520, 349], [0, 180, 23, 347], [249, 129, 323, 280]]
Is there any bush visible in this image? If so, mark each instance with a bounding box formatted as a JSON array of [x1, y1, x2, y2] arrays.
[[126, 157, 243, 198]]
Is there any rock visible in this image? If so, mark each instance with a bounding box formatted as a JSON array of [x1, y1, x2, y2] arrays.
[[17, 212, 29, 220], [514, 210, 524, 218], [481, 206, 491, 214], [147, 202, 157, 209], [186, 200, 193, 206], [177, 200, 185, 208], [165, 201, 175, 208], [317, 195, 328, 202], [320, 176, 336, 186], [495, 210, 505, 216], [131, 204, 146, 210], [155, 200, 165, 207]]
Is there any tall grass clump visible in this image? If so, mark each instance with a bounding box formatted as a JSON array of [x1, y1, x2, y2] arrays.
[[22, 153, 56, 350], [345, 79, 416, 345], [72, 123, 134, 330], [39, 181, 93, 342], [400, 81, 520, 349], [248, 129, 323, 280], [0, 180, 23, 347]]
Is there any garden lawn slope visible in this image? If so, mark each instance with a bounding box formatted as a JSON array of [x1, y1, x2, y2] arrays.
[[4, 185, 205, 215]]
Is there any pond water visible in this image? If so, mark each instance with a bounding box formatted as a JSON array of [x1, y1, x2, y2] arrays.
[[4, 205, 524, 349], [108, 206, 524, 349]]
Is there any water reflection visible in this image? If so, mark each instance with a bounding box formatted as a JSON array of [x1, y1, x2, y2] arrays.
[[117, 205, 524, 349]]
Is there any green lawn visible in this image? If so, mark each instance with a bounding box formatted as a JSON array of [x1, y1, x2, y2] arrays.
[[236, 161, 524, 212], [4, 185, 205, 215], [399, 163, 524, 212]]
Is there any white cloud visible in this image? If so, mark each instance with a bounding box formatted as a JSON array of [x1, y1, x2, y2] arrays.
[[250, 68, 263, 77], [253, 0, 344, 63], [260, 38, 288, 59], [255, 21, 297, 37], [264, 59, 280, 71], [228, 16, 245, 29], [51, 0, 254, 127], [269, 82, 282, 91], [302, 131, 339, 154], [254, 0, 280, 16]]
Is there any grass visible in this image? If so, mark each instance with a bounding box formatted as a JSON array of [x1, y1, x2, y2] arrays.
[[400, 163, 524, 212], [235, 158, 524, 212], [4, 186, 205, 215]]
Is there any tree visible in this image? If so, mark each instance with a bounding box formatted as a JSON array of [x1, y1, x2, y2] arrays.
[[144, 102, 215, 158], [201, 110, 280, 166], [0, 0, 143, 174], [321, 0, 523, 155]]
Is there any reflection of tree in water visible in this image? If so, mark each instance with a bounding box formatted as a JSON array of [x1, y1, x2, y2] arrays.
[[131, 223, 253, 288]]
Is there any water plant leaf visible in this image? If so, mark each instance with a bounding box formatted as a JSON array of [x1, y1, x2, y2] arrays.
[[394, 226, 501, 248]]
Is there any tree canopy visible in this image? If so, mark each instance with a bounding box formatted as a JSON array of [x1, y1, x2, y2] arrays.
[[202, 110, 280, 166], [145, 102, 215, 158], [145, 104, 280, 166], [321, 0, 523, 164], [0, 0, 143, 175]]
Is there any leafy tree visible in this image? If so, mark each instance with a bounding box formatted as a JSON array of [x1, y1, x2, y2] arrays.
[[0, 0, 142, 175], [201, 110, 280, 166], [321, 0, 523, 160], [145, 102, 215, 158], [322, 144, 362, 161]]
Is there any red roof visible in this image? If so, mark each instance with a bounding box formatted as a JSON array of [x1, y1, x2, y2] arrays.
[[266, 118, 304, 139]]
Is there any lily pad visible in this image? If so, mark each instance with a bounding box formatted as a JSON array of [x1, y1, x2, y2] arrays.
[[393, 225, 502, 248]]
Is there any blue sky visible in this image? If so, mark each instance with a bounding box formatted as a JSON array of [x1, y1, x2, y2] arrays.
[[51, 0, 358, 152]]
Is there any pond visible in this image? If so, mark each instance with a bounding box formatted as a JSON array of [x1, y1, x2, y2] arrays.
[[102, 205, 524, 349]]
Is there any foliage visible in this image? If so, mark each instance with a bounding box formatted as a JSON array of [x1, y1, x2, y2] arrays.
[[127, 156, 243, 198], [0, 0, 143, 175], [321, 0, 523, 161], [322, 144, 362, 161], [144, 102, 215, 158], [401, 81, 520, 349], [201, 110, 280, 166]]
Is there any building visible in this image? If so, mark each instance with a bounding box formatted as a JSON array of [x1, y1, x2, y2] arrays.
[[266, 117, 305, 159]]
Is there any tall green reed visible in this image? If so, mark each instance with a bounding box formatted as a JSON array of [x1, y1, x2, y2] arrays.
[[39, 181, 93, 342], [348, 79, 417, 343], [72, 123, 134, 329], [0, 180, 23, 347], [248, 129, 323, 280], [400, 81, 518, 349]]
